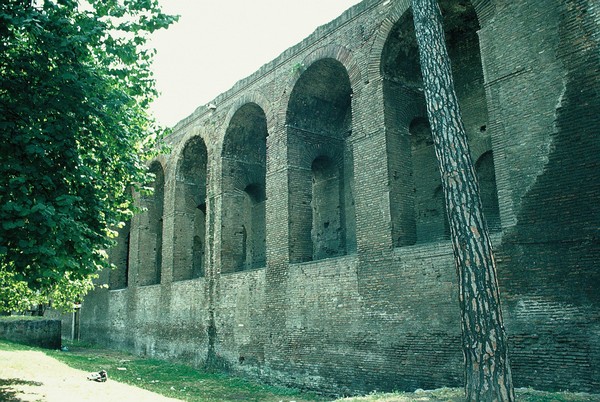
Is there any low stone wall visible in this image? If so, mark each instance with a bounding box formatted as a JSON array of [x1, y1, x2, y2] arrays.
[[0, 318, 61, 349]]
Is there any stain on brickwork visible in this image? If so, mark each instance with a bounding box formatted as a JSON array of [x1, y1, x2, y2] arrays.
[[81, 0, 599, 395]]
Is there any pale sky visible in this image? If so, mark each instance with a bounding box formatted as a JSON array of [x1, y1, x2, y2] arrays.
[[149, 0, 362, 127]]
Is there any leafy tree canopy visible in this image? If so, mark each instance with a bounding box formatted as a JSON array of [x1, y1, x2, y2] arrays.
[[0, 0, 177, 312]]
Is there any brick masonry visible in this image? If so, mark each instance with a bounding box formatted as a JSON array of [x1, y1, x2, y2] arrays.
[[0, 319, 61, 349], [79, 0, 600, 395]]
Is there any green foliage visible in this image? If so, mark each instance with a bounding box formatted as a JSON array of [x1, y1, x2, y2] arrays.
[[290, 61, 305, 75], [0, 0, 177, 311]]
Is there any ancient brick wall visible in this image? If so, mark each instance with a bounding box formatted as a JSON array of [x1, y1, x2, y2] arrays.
[[79, 0, 600, 395], [0, 318, 61, 349]]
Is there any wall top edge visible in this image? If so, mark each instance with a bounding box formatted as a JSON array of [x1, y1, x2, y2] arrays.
[[169, 0, 384, 135]]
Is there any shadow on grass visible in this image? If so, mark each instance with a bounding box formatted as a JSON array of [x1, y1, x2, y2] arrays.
[[0, 378, 43, 402]]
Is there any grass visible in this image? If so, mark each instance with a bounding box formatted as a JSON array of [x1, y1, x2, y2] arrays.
[[0, 338, 40, 351], [338, 387, 600, 401], [1, 339, 599, 402], [49, 350, 320, 402], [0, 339, 324, 401]]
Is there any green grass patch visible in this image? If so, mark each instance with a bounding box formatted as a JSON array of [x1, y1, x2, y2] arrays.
[[21, 340, 323, 402], [514, 388, 600, 402], [338, 387, 600, 401], [0, 338, 39, 352]]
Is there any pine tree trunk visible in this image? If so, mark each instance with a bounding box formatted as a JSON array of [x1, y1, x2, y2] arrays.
[[410, 0, 515, 400]]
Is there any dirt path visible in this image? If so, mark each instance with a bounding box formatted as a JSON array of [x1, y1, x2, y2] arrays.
[[0, 349, 181, 402]]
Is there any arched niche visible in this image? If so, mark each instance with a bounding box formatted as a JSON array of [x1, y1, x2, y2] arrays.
[[138, 161, 164, 286], [286, 58, 356, 263], [410, 118, 450, 243], [221, 103, 267, 273], [173, 136, 207, 281], [475, 151, 501, 233], [382, 1, 499, 247], [108, 219, 130, 290], [311, 156, 346, 260]]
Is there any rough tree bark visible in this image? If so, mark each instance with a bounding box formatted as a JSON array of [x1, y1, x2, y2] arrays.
[[409, 0, 515, 400]]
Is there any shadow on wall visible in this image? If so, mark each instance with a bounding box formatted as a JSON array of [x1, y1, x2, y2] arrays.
[[498, 0, 600, 305], [382, 3, 499, 247], [287, 58, 356, 263], [174, 136, 208, 281], [496, 1, 600, 391], [221, 103, 267, 273]]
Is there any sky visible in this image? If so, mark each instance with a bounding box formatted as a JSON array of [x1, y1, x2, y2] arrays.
[[149, 0, 362, 127]]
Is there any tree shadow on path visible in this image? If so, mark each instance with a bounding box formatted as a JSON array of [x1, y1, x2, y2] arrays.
[[0, 378, 43, 402]]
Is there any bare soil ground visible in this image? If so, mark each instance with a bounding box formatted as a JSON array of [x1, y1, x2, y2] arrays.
[[0, 349, 181, 402]]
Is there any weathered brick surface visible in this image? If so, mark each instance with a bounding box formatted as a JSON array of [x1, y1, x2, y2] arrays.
[[0, 319, 61, 349], [79, 0, 600, 395]]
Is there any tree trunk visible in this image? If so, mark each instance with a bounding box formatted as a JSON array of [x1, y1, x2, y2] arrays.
[[409, 0, 515, 400]]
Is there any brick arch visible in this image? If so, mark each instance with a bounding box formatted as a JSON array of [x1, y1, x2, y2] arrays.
[[171, 128, 209, 170], [284, 46, 357, 264], [220, 100, 268, 274], [294, 137, 346, 172], [300, 44, 361, 93], [286, 58, 353, 137], [174, 135, 207, 174], [367, 0, 496, 83], [222, 102, 268, 156], [280, 44, 361, 114], [145, 156, 168, 178], [375, 0, 498, 248], [220, 92, 273, 154], [135, 159, 165, 286], [172, 135, 208, 281], [223, 93, 271, 126]]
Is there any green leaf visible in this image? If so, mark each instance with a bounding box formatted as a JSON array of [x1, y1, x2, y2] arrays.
[[0, 0, 176, 312], [2, 220, 26, 230]]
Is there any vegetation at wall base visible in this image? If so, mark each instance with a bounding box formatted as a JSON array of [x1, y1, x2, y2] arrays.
[[0, 0, 177, 312], [340, 387, 600, 402], [30, 340, 322, 402], [1, 340, 599, 402]]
